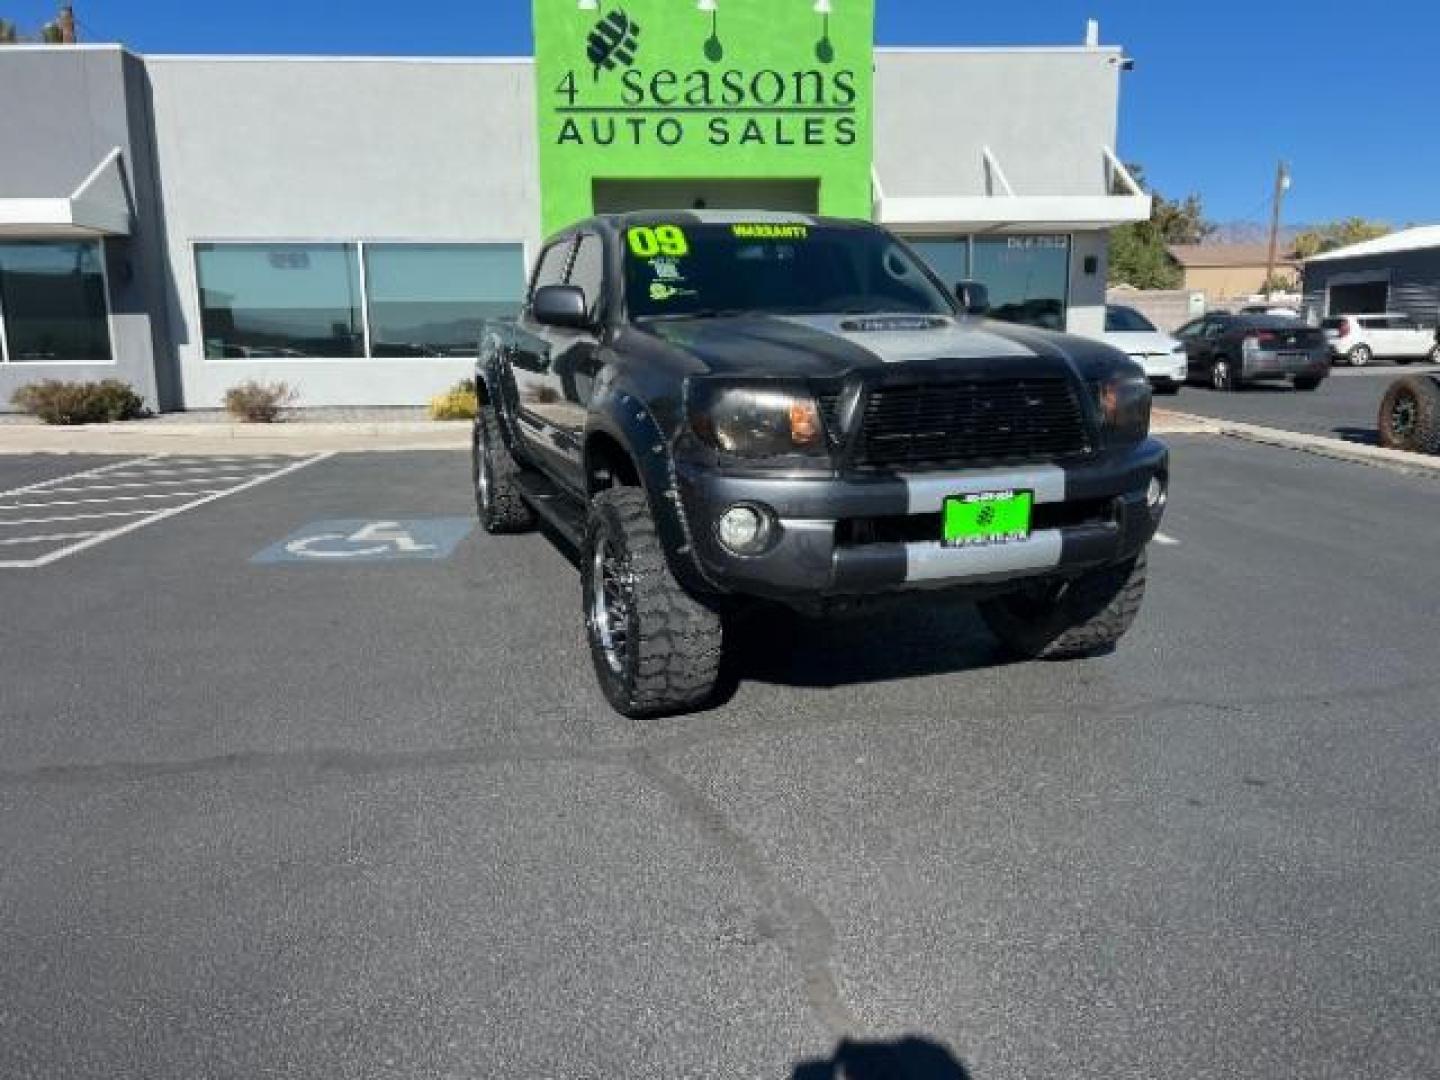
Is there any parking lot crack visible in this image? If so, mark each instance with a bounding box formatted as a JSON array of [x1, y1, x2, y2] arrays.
[[628, 747, 860, 1039]]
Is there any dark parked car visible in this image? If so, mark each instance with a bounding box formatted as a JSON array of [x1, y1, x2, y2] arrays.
[[1173, 313, 1329, 391], [473, 212, 1168, 717]]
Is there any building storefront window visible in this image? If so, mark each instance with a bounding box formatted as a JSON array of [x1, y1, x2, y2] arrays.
[[904, 234, 1072, 330], [364, 244, 525, 358], [905, 238, 970, 293], [196, 243, 365, 359], [196, 242, 526, 360], [0, 241, 113, 363], [973, 235, 1071, 331]]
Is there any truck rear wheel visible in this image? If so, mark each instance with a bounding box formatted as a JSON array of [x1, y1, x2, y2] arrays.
[[582, 487, 724, 718], [979, 552, 1147, 660], [473, 404, 535, 534], [1377, 376, 1440, 455]]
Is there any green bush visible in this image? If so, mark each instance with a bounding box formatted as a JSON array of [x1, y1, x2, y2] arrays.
[[10, 380, 148, 425], [224, 380, 296, 423], [429, 379, 478, 421]]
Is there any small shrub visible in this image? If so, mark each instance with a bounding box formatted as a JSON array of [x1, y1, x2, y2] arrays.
[[10, 379, 147, 425], [429, 379, 478, 422], [224, 380, 296, 423]]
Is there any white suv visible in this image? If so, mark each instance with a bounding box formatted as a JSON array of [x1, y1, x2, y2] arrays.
[[1322, 314, 1440, 367]]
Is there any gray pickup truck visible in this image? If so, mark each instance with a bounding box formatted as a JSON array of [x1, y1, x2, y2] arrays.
[[475, 211, 1169, 717]]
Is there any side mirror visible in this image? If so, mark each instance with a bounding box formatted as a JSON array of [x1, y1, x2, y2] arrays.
[[956, 281, 990, 316], [532, 285, 591, 330]]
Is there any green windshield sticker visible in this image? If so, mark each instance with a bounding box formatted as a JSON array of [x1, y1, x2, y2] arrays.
[[649, 281, 696, 303], [627, 226, 690, 258], [732, 224, 809, 240], [943, 490, 1034, 548]]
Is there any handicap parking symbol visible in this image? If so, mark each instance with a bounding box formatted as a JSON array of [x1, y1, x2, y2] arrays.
[[252, 519, 474, 565]]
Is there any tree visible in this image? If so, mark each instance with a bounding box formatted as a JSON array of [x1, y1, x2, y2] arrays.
[[0, 18, 19, 42], [1292, 218, 1392, 258], [1108, 164, 1214, 289]]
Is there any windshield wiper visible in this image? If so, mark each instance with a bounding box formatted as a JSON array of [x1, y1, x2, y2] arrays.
[[635, 309, 749, 323]]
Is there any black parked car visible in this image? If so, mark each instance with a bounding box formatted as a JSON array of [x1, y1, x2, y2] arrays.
[[1173, 313, 1329, 391], [474, 212, 1168, 717]]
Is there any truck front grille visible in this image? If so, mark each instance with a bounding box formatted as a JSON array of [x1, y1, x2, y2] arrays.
[[821, 377, 1092, 471]]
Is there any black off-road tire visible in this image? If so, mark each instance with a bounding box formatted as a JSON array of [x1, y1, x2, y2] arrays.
[[1377, 376, 1440, 455], [1293, 374, 1324, 391], [582, 487, 724, 718], [978, 551, 1148, 660], [472, 403, 535, 534]]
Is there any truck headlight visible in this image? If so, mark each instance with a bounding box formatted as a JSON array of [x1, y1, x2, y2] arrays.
[[687, 381, 827, 459], [1096, 373, 1152, 444]]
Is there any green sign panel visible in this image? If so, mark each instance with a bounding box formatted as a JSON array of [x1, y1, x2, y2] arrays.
[[532, 0, 876, 234]]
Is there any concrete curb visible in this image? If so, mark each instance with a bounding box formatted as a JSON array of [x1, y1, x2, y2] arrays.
[[1157, 409, 1440, 477]]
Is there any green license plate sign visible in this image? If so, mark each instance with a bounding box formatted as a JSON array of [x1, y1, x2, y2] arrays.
[[942, 490, 1034, 547]]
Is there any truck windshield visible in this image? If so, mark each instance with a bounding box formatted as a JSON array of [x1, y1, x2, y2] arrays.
[[623, 222, 954, 321]]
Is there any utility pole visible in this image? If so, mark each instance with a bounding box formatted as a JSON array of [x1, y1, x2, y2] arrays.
[[1263, 160, 1291, 297]]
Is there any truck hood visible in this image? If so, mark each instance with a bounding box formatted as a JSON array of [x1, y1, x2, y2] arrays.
[[640, 312, 1124, 382]]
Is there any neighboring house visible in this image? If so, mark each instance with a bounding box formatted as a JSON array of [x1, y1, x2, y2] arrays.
[[1166, 244, 1301, 301], [1301, 226, 1440, 324]]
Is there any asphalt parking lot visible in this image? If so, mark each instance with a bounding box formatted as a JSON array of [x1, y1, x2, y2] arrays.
[[2, 436, 1438, 1078], [1171, 361, 1440, 444]]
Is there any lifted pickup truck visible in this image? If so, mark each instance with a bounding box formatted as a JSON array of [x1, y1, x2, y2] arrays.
[[474, 212, 1169, 717]]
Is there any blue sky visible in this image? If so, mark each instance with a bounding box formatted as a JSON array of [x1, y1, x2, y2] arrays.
[[8, 0, 1436, 225]]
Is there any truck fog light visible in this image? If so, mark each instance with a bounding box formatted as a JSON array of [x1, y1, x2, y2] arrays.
[[1147, 476, 1167, 510], [717, 504, 772, 555]]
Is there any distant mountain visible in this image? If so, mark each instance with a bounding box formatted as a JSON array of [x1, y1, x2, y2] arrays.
[[1205, 221, 1308, 246]]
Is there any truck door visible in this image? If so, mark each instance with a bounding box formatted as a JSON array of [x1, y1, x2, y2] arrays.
[[511, 236, 579, 483], [510, 233, 606, 494]]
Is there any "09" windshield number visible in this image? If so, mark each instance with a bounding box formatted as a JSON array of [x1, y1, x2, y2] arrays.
[[627, 226, 690, 258]]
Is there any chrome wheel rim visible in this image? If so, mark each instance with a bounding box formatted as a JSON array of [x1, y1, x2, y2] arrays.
[[1351, 347, 1370, 367], [1213, 362, 1231, 390], [589, 536, 632, 677], [475, 427, 492, 509]]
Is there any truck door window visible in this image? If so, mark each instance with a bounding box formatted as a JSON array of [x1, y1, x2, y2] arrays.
[[530, 240, 574, 304], [568, 235, 606, 323]]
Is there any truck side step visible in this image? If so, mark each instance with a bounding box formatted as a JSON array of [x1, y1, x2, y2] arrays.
[[515, 471, 586, 548]]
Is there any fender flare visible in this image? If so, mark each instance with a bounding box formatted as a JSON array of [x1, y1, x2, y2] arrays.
[[585, 390, 717, 596], [475, 329, 528, 458]]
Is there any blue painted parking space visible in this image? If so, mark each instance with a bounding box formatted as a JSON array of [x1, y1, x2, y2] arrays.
[[251, 518, 475, 564]]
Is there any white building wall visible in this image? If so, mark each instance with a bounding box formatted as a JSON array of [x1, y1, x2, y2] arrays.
[[137, 49, 1130, 407], [145, 56, 539, 408]]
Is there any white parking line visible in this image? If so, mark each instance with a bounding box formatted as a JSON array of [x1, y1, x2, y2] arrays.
[[0, 456, 161, 501], [1, 490, 222, 509], [40, 475, 265, 493], [0, 531, 97, 546], [1154, 531, 1181, 547], [0, 507, 155, 526], [0, 453, 333, 569]]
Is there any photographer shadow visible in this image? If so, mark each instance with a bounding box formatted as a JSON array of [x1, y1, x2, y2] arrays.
[[792, 1036, 972, 1079]]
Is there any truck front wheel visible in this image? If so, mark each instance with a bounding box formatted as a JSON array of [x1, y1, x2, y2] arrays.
[[978, 552, 1148, 660], [582, 487, 724, 718]]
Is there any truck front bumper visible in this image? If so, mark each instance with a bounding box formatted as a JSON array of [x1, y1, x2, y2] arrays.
[[674, 439, 1168, 601]]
